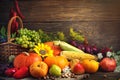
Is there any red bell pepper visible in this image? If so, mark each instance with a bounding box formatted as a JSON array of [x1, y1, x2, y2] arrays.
[[5, 68, 18, 77], [13, 66, 29, 79]]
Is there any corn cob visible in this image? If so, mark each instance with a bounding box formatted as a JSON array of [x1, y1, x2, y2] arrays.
[[60, 51, 98, 61], [53, 41, 84, 53]]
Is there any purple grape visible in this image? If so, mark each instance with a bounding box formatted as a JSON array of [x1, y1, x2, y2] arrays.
[[91, 45, 99, 54], [70, 40, 77, 47], [84, 45, 92, 53], [77, 44, 85, 51]]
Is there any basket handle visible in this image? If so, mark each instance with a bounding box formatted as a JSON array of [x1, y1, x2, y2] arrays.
[[7, 16, 23, 42]]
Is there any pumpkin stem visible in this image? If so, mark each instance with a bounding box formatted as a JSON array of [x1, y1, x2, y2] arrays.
[[23, 52, 29, 56]]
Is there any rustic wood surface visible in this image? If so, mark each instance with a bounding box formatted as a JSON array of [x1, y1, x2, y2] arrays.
[[0, 0, 120, 22], [0, 0, 120, 51], [0, 72, 120, 80], [83, 72, 120, 80]]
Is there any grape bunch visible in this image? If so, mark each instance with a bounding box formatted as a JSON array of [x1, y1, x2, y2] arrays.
[[69, 28, 85, 42], [70, 40, 113, 58], [70, 40, 99, 55], [15, 28, 41, 49]]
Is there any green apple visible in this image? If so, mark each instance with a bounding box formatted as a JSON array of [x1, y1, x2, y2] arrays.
[[49, 64, 61, 77]]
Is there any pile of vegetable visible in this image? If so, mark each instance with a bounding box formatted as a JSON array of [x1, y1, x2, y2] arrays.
[[0, 26, 120, 80]]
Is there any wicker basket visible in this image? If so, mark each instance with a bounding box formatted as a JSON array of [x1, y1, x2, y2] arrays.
[[0, 16, 28, 63]]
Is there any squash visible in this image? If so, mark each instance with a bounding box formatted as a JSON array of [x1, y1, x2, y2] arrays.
[[30, 61, 48, 78], [44, 56, 69, 69], [14, 52, 42, 68]]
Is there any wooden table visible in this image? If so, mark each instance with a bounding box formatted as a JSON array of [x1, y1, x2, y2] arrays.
[[0, 72, 120, 80]]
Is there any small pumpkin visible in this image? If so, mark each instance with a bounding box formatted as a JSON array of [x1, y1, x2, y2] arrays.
[[30, 61, 48, 78], [14, 52, 42, 68], [43, 56, 56, 67], [44, 56, 69, 69]]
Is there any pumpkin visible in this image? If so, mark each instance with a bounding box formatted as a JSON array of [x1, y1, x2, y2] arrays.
[[43, 56, 56, 67], [30, 61, 48, 78], [44, 56, 69, 69], [14, 52, 42, 68]]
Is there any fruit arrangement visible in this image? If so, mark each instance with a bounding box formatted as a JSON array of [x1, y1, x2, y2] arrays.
[[0, 27, 119, 80]]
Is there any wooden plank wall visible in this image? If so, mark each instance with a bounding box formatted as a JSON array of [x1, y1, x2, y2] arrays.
[[0, 0, 120, 51]]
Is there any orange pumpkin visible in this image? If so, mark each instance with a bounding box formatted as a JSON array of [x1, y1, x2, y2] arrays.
[[30, 61, 48, 78], [43, 56, 56, 67], [44, 56, 69, 69], [14, 52, 42, 68]]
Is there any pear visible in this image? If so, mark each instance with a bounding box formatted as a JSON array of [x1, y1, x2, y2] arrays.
[[49, 64, 61, 77]]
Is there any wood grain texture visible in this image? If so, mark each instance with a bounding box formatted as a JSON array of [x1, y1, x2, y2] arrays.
[[0, 0, 120, 51], [0, 72, 120, 80], [83, 72, 120, 80], [0, 0, 120, 22]]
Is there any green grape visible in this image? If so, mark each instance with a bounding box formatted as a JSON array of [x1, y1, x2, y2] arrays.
[[15, 28, 42, 49], [28, 44, 32, 48], [18, 38, 23, 43], [29, 43, 34, 48], [57, 32, 66, 41], [69, 28, 85, 42], [25, 41, 30, 44], [15, 37, 22, 44], [28, 37, 31, 40], [22, 35, 27, 39], [21, 44, 28, 48], [15, 37, 19, 41]]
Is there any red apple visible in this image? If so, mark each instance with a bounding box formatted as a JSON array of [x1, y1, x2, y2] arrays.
[[72, 63, 85, 74], [100, 57, 116, 72], [69, 59, 80, 71]]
